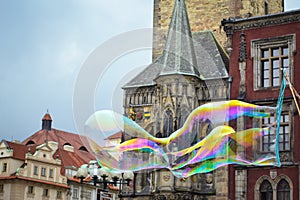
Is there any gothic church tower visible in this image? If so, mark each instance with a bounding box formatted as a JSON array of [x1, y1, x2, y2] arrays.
[[123, 0, 230, 199], [122, 0, 283, 199]]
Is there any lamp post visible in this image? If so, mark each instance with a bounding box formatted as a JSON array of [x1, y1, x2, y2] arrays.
[[76, 162, 134, 199]]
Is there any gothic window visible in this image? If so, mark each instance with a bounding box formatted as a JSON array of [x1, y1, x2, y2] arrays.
[[261, 112, 290, 152], [252, 34, 295, 90], [260, 180, 273, 200], [178, 109, 189, 128], [163, 108, 173, 137], [277, 179, 290, 200], [198, 120, 213, 139]]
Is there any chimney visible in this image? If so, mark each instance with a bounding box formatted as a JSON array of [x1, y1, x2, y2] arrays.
[[42, 112, 52, 130]]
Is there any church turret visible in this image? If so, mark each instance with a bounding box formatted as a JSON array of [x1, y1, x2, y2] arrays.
[[42, 112, 52, 130], [158, 0, 199, 78]]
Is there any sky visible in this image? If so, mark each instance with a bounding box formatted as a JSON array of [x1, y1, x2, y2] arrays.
[[0, 0, 299, 142]]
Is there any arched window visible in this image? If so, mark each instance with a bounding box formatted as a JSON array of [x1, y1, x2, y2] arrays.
[[79, 146, 89, 152], [25, 140, 35, 146], [277, 179, 290, 200], [163, 108, 173, 137], [260, 180, 273, 200]]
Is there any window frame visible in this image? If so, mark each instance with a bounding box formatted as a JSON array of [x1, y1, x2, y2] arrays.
[[2, 163, 7, 172], [259, 180, 273, 200], [260, 111, 290, 152], [57, 191, 62, 199], [251, 34, 295, 90], [33, 166, 38, 175], [43, 188, 49, 197], [277, 179, 290, 200], [41, 167, 47, 177], [163, 108, 174, 137], [49, 168, 54, 178], [27, 186, 34, 194]]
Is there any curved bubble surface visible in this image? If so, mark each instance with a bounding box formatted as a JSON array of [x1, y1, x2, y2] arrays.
[[84, 100, 279, 178]]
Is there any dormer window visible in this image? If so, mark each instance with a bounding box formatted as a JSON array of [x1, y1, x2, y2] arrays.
[[25, 140, 35, 146], [79, 146, 88, 152]]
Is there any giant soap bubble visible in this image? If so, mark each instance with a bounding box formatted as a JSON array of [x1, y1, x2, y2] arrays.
[[84, 100, 280, 178]]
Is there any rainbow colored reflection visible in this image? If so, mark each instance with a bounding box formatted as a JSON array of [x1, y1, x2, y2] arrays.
[[84, 100, 279, 178]]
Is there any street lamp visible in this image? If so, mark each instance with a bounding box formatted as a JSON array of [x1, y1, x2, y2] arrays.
[[76, 162, 134, 192]]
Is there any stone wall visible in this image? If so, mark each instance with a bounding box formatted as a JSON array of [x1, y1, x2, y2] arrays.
[[152, 0, 283, 60]]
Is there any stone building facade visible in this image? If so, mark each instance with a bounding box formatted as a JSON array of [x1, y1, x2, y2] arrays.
[[152, 0, 283, 60], [122, 0, 230, 199]]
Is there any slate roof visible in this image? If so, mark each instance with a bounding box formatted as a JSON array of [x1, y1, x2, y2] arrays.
[[123, 0, 228, 89], [123, 31, 229, 88], [192, 31, 229, 79]]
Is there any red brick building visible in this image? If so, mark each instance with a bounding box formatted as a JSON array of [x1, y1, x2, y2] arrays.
[[222, 9, 300, 200]]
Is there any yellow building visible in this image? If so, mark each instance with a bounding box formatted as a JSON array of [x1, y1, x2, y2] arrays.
[[0, 113, 97, 200], [0, 140, 69, 200]]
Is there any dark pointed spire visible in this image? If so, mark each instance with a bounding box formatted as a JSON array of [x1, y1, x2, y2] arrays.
[[42, 111, 52, 130], [158, 0, 199, 78]]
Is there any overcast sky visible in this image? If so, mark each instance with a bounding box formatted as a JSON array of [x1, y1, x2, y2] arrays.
[[0, 1, 299, 142]]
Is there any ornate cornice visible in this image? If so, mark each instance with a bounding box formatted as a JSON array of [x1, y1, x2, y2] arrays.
[[222, 9, 300, 35]]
